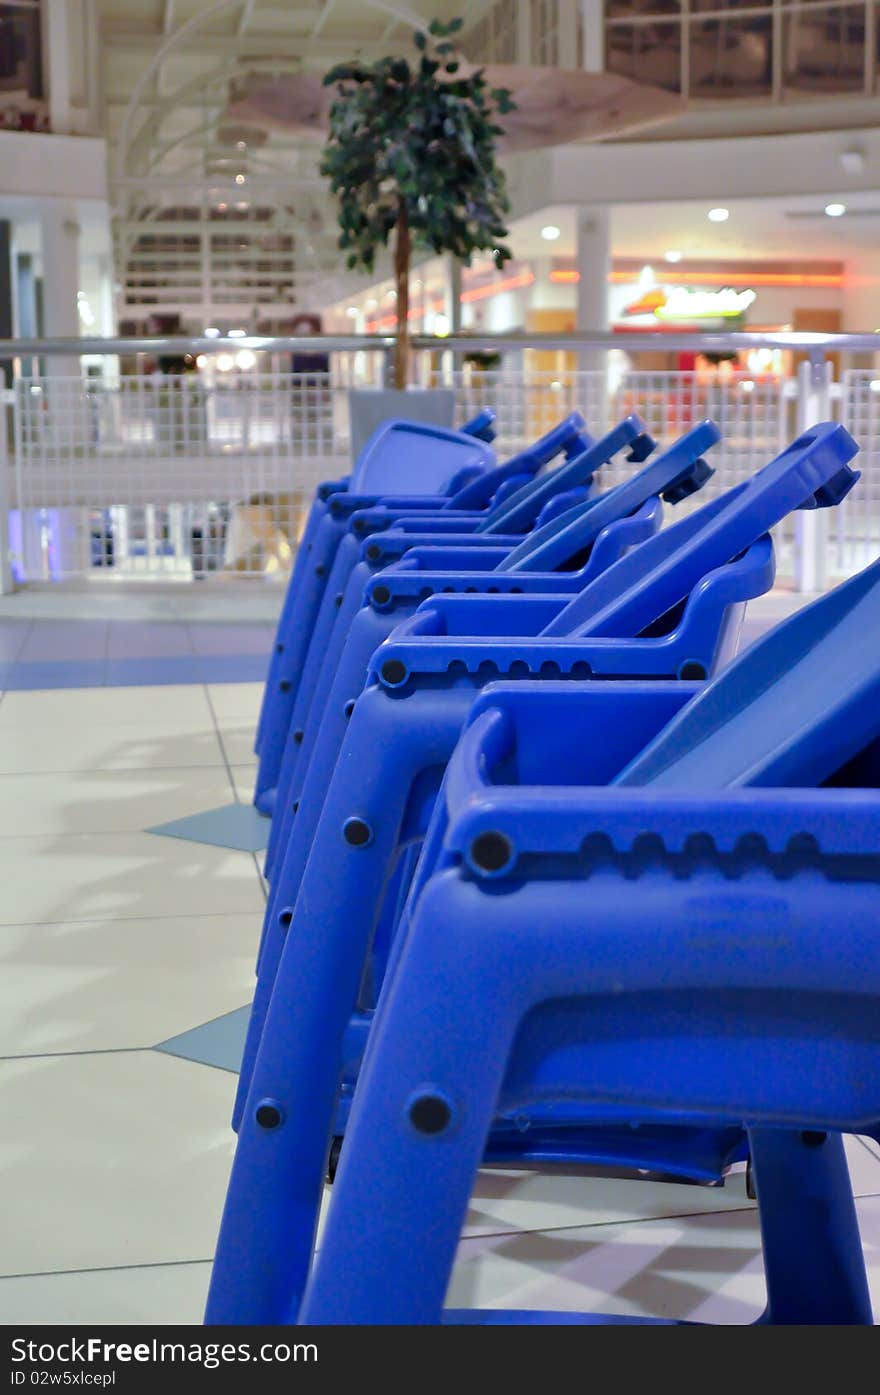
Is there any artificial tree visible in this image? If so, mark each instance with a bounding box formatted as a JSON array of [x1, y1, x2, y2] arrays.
[[321, 17, 515, 390]]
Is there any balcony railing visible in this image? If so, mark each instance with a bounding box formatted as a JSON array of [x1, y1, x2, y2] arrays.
[[0, 330, 877, 590]]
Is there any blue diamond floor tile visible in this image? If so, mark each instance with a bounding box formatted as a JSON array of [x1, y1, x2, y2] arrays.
[[147, 801, 269, 852], [155, 1005, 250, 1073]]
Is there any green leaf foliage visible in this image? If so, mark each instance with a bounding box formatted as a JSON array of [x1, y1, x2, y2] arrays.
[[320, 18, 516, 274]]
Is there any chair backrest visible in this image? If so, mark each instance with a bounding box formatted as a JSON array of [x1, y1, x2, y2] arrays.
[[539, 422, 860, 640], [351, 419, 496, 495], [616, 554, 880, 790], [497, 420, 718, 574], [449, 412, 590, 512], [477, 415, 652, 535]]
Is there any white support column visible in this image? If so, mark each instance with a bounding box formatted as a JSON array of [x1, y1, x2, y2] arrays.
[[575, 205, 610, 385], [40, 202, 81, 346], [794, 357, 832, 593], [42, 0, 72, 134], [444, 255, 462, 335], [580, 0, 605, 71]]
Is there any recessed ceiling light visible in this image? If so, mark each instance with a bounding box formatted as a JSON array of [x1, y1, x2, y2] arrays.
[[664, 250, 682, 263], [541, 224, 561, 241], [825, 203, 846, 218], [707, 207, 729, 223], [235, 173, 246, 185], [346, 306, 359, 318]]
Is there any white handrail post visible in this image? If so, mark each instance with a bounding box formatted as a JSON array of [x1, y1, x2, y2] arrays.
[[0, 386, 15, 594], [794, 354, 832, 593]]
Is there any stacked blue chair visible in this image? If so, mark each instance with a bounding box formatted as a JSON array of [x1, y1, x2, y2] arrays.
[[245, 422, 724, 1119], [205, 422, 860, 1325], [263, 414, 696, 881], [255, 410, 604, 812], [297, 535, 880, 1325]]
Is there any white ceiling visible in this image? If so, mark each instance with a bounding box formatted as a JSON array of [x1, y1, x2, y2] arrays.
[[511, 193, 880, 264]]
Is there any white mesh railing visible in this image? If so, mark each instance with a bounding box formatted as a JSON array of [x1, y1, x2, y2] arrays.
[[2, 359, 871, 586], [11, 373, 351, 582], [835, 371, 880, 578]]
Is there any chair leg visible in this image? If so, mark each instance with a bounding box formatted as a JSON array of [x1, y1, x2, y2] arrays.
[[263, 605, 398, 909], [300, 880, 518, 1325], [222, 692, 471, 1313], [256, 497, 328, 755], [235, 684, 472, 1129], [255, 515, 344, 799], [750, 1127, 873, 1324]]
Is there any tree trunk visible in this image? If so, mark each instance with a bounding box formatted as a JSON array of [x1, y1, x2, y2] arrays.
[[393, 198, 411, 390]]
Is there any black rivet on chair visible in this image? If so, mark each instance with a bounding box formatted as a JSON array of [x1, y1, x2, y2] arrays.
[[380, 658, 407, 686], [408, 1094, 453, 1136], [366, 544, 381, 562], [344, 700, 355, 718], [343, 817, 373, 847], [680, 660, 707, 680], [469, 830, 514, 874], [372, 585, 391, 606], [278, 909, 293, 932], [255, 1102, 283, 1130], [316, 564, 326, 577], [279, 680, 292, 693], [335, 593, 343, 607]]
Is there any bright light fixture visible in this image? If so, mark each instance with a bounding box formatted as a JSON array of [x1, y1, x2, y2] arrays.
[[365, 298, 378, 310], [707, 207, 729, 223], [346, 306, 359, 319], [216, 353, 235, 372], [216, 202, 227, 212], [236, 201, 249, 210], [433, 313, 450, 337], [235, 173, 246, 185], [541, 224, 561, 241], [204, 327, 221, 337], [869, 379, 880, 393], [235, 349, 257, 370], [825, 203, 846, 218], [664, 250, 682, 263], [228, 328, 247, 338]]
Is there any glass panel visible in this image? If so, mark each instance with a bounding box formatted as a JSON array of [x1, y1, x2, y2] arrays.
[[688, 14, 774, 98], [605, 20, 683, 91], [783, 5, 867, 93]]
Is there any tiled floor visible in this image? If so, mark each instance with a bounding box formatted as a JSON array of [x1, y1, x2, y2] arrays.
[[1, 600, 879, 1326]]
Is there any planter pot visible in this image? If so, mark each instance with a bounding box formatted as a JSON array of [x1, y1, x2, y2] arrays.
[[348, 387, 456, 464]]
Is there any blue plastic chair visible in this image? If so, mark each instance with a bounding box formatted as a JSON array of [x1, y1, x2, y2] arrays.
[[297, 545, 880, 1325], [203, 425, 859, 1326], [262, 415, 694, 876], [256, 412, 596, 808], [258, 421, 855, 992]]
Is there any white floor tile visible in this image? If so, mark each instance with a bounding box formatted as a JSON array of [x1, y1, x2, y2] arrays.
[[447, 1193, 880, 1325], [0, 721, 226, 774], [206, 683, 264, 723], [0, 1052, 236, 1276], [230, 765, 257, 803], [0, 686, 213, 728], [0, 768, 236, 836], [0, 832, 265, 925], [845, 1135, 880, 1195], [463, 1167, 755, 1239], [217, 722, 257, 768], [0, 1260, 212, 1325], [0, 913, 258, 1056]]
